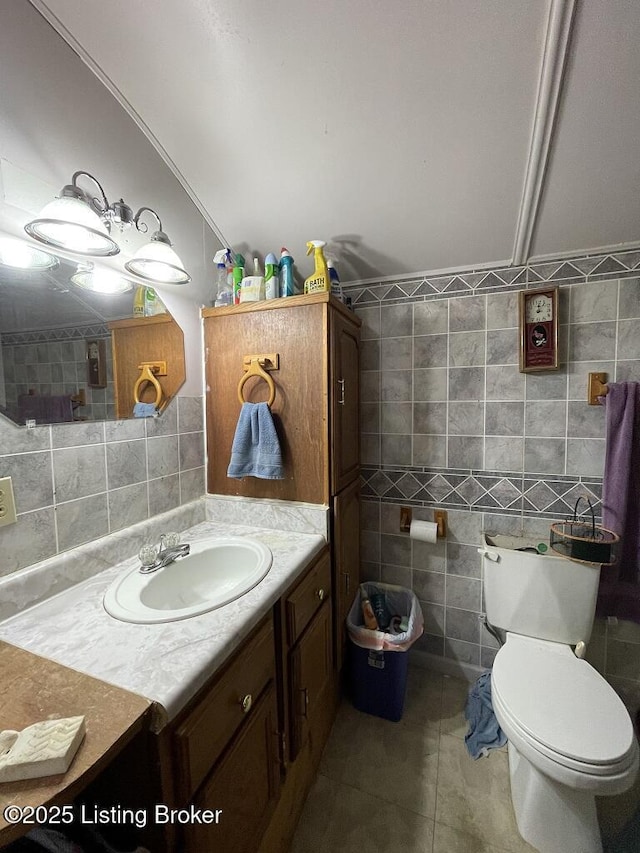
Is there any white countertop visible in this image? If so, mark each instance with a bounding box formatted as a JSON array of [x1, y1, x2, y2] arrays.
[[0, 520, 325, 728]]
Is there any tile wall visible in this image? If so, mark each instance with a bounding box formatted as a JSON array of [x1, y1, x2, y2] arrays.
[[1, 325, 115, 422], [0, 395, 206, 576], [346, 249, 640, 711]]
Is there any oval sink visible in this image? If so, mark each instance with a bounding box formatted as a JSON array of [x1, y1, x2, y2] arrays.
[[103, 537, 272, 624]]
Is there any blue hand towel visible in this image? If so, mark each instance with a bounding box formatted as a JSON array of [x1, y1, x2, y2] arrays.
[[133, 402, 158, 418], [227, 402, 285, 480], [464, 670, 507, 759]]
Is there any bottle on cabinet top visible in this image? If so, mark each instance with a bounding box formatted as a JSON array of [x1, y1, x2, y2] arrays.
[[304, 240, 330, 294], [232, 253, 245, 305], [279, 248, 295, 297], [327, 259, 345, 302], [212, 248, 232, 306], [264, 253, 279, 299], [239, 257, 266, 302]]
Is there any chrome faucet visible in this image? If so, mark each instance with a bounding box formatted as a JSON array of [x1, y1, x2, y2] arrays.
[[139, 533, 190, 574]]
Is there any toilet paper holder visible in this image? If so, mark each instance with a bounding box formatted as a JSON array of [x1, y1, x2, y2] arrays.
[[400, 507, 447, 538]]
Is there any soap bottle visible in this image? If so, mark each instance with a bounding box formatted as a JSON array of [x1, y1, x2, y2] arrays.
[[360, 585, 380, 631], [279, 247, 295, 297], [264, 252, 279, 299], [304, 240, 330, 294]]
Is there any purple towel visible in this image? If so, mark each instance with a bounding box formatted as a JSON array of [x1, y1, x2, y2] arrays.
[[597, 382, 640, 624], [17, 394, 74, 424]]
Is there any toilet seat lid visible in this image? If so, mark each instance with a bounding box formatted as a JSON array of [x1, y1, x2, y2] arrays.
[[492, 635, 634, 766]]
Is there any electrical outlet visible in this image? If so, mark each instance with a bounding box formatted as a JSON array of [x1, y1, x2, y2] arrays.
[[0, 476, 17, 528]]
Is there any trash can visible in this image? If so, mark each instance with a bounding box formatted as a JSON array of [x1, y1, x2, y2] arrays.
[[346, 582, 424, 722]]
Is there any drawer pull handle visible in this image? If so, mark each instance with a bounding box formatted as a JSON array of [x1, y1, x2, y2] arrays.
[[300, 687, 309, 718], [316, 588, 326, 602], [337, 378, 345, 405], [240, 694, 253, 714]]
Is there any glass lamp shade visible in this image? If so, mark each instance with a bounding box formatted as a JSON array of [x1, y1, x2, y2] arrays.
[[71, 268, 133, 294], [124, 238, 190, 284], [25, 196, 120, 256], [0, 236, 58, 270]]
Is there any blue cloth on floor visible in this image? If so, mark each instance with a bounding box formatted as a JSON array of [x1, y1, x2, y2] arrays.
[[133, 402, 158, 418], [227, 402, 285, 480], [464, 670, 507, 759]]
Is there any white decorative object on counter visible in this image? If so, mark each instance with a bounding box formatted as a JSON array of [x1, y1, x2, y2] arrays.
[[0, 715, 85, 782]]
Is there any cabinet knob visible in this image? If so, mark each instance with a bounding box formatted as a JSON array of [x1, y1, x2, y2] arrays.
[[316, 588, 326, 602], [240, 694, 253, 714]]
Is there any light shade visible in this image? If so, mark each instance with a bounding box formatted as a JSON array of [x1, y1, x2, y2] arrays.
[[71, 267, 133, 294], [0, 236, 58, 270], [25, 196, 120, 256], [124, 236, 190, 284]]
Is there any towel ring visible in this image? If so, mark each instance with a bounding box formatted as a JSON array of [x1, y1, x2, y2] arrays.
[[237, 358, 276, 407], [133, 364, 164, 407]]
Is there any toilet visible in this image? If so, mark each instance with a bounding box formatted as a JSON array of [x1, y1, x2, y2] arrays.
[[480, 533, 639, 853]]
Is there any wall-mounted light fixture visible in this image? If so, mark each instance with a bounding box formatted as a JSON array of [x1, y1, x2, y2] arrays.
[[0, 235, 59, 270], [70, 263, 133, 295], [24, 170, 190, 283], [124, 207, 190, 284]]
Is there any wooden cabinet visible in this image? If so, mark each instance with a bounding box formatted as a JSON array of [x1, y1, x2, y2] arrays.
[[202, 293, 361, 670], [284, 551, 334, 761], [163, 614, 279, 853], [108, 314, 185, 419], [150, 549, 336, 853], [185, 683, 280, 853], [173, 616, 275, 803], [333, 477, 361, 667], [330, 307, 360, 494]]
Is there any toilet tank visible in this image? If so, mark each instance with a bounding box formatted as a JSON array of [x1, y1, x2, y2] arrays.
[[481, 533, 601, 644]]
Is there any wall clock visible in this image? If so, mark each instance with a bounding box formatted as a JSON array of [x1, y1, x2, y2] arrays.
[[518, 286, 559, 373]]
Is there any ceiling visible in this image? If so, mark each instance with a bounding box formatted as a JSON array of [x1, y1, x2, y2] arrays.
[[30, 0, 640, 284]]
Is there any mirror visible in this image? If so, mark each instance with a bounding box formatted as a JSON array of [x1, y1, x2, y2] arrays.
[[0, 252, 185, 425]]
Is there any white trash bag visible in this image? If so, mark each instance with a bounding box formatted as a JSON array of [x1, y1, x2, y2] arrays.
[[347, 581, 424, 652]]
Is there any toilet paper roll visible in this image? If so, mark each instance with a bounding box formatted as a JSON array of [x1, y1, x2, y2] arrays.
[[409, 519, 438, 544]]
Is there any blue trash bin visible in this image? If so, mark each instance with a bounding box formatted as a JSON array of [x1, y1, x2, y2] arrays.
[[346, 582, 423, 722]]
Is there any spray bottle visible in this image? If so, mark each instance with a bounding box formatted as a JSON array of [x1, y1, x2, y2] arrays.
[[264, 253, 279, 299], [279, 248, 295, 297], [304, 240, 330, 294], [213, 249, 233, 306]]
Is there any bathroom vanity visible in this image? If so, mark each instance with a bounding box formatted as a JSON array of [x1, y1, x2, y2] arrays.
[[0, 520, 337, 852]]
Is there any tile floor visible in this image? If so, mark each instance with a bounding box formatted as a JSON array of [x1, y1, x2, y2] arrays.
[[290, 666, 640, 853]]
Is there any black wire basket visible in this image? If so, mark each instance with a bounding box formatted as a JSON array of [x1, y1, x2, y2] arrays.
[[550, 496, 619, 566]]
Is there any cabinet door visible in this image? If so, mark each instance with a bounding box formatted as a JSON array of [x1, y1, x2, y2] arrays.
[[289, 601, 333, 761], [330, 308, 360, 494], [333, 479, 361, 667], [204, 301, 328, 503], [186, 683, 280, 853]]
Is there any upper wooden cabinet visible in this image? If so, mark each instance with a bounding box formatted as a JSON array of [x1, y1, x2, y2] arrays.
[[203, 293, 360, 504], [108, 314, 185, 419]]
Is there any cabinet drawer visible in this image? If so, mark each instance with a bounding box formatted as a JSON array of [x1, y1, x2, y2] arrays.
[[174, 615, 275, 800], [286, 551, 331, 646]]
